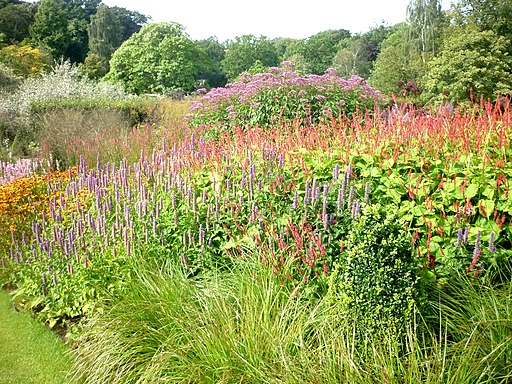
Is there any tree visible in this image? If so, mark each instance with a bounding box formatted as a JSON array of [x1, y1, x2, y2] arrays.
[[78, 51, 105, 79], [88, 4, 122, 71], [0, 44, 52, 76], [334, 25, 396, 79], [406, 0, 443, 64], [194, 37, 227, 88], [457, 0, 512, 38], [30, 0, 70, 60], [369, 24, 423, 97], [106, 22, 201, 94], [332, 37, 371, 78], [221, 35, 279, 82], [30, 0, 100, 63], [62, 0, 100, 63], [109, 6, 148, 42], [422, 25, 512, 103], [302, 29, 351, 74], [87, 4, 148, 74], [0, 0, 22, 8], [0, 2, 36, 44], [273, 37, 308, 74]]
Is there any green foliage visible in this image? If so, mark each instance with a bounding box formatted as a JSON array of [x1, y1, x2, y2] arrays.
[[0, 2, 36, 44], [406, 0, 443, 62], [86, 4, 146, 71], [332, 37, 372, 79], [221, 34, 279, 82], [333, 25, 396, 79], [30, 0, 71, 60], [369, 24, 424, 98], [78, 51, 106, 79], [0, 62, 20, 92], [328, 203, 419, 333], [458, 0, 512, 39], [0, 290, 72, 384], [422, 25, 512, 103], [30, 0, 101, 63], [302, 29, 351, 75], [87, 4, 122, 71], [106, 22, 200, 94], [0, 44, 53, 76], [194, 37, 227, 88]]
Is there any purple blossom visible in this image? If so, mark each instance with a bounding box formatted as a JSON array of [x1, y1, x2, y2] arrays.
[[488, 231, 497, 253]]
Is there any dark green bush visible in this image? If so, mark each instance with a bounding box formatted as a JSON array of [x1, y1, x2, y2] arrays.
[[328, 203, 420, 333], [30, 97, 161, 128]]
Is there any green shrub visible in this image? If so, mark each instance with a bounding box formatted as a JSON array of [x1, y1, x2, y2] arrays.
[[327, 203, 420, 334]]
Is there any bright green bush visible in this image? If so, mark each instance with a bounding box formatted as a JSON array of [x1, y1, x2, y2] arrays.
[[328, 203, 420, 333]]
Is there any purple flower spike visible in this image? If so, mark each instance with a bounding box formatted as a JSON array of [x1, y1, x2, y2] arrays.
[[364, 182, 371, 204], [463, 227, 470, 244], [488, 231, 497, 253], [473, 230, 481, 259], [333, 164, 339, 181], [456, 228, 463, 247]]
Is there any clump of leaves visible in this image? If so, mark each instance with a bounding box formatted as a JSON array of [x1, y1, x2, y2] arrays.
[[327, 203, 420, 335]]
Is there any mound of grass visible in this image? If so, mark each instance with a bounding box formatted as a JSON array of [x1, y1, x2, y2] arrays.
[[0, 290, 72, 384]]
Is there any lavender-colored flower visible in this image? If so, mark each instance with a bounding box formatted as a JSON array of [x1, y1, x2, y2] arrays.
[[333, 164, 339, 181], [473, 230, 481, 258], [364, 182, 371, 204], [291, 190, 299, 210], [488, 231, 497, 253], [347, 186, 355, 211], [463, 226, 470, 244], [456, 228, 464, 247]]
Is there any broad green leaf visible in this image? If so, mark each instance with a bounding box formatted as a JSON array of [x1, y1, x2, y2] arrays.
[[464, 183, 479, 199]]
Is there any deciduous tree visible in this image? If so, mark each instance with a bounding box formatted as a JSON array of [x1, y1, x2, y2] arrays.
[[221, 35, 279, 82], [106, 22, 200, 94]]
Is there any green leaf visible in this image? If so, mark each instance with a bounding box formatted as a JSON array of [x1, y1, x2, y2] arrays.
[[464, 183, 479, 199]]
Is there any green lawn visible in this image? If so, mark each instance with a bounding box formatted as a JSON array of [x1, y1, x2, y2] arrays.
[[0, 290, 72, 384]]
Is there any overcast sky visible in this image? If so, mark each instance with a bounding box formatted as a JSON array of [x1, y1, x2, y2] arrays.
[[101, 0, 455, 42]]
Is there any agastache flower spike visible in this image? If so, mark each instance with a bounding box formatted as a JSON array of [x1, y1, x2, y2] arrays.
[[463, 227, 470, 244], [333, 164, 339, 181], [488, 231, 497, 253], [291, 190, 299, 210], [473, 230, 481, 259], [456, 228, 463, 247], [364, 182, 371, 204], [347, 186, 355, 211]]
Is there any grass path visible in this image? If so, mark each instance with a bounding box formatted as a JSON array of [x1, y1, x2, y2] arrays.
[[0, 290, 72, 384]]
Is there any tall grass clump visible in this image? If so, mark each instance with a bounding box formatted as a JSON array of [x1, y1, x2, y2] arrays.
[[70, 251, 512, 384], [186, 61, 383, 133]]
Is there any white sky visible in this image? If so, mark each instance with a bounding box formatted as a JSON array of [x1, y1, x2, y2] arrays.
[[101, 0, 455, 42]]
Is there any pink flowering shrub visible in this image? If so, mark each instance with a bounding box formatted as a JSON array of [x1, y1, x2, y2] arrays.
[[186, 62, 383, 130]]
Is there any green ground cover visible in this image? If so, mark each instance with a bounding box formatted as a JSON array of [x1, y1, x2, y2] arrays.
[[0, 290, 72, 384]]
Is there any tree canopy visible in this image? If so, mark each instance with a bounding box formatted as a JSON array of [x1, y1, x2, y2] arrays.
[[106, 22, 200, 94], [221, 35, 279, 82]]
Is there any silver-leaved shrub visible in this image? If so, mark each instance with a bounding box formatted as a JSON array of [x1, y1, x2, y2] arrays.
[[0, 61, 127, 154]]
